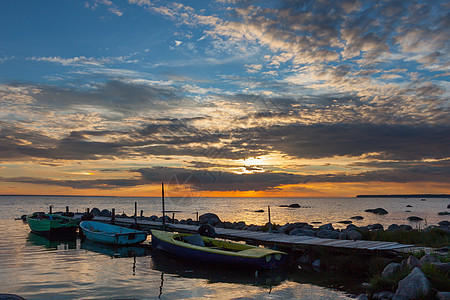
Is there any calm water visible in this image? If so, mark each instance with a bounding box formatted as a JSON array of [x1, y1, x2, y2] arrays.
[[1, 196, 449, 299]]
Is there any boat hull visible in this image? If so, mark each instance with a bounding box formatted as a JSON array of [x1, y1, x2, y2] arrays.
[[80, 221, 147, 245], [151, 230, 285, 270], [26, 213, 78, 239]]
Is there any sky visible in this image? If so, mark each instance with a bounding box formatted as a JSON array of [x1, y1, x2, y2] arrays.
[[0, 0, 449, 198]]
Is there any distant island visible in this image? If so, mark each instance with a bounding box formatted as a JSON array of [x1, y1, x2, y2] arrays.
[[356, 194, 450, 198]]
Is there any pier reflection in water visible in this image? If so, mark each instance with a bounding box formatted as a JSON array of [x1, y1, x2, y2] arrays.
[[1, 219, 355, 299]]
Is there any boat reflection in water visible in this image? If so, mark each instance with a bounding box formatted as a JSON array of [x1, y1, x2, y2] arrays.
[[80, 239, 149, 258], [27, 232, 78, 250], [151, 251, 285, 298]]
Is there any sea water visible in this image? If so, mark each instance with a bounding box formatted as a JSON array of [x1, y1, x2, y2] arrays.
[[0, 196, 448, 299]]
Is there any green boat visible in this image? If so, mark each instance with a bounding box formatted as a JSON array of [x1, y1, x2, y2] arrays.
[[151, 230, 286, 269], [26, 212, 78, 238]]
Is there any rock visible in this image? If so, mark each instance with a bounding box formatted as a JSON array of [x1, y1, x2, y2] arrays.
[[199, 213, 221, 226], [247, 224, 261, 231], [431, 262, 450, 274], [346, 224, 358, 230], [448, 204, 450, 209], [317, 230, 339, 239], [438, 220, 450, 227], [382, 262, 401, 278], [373, 291, 394, 299], [279, 222, 310, 234], [319, 223, 334, 231], [99, 209, 111, 217], [403, 255, 419, 269], [339, 232, 347, 240], [393, 267, 430, 300], [232, 221, 246, 230], [399, 224, 413, 231], [346, 230, 362, 240], [436, 291, 450, 300], [296, 252, 311, 264], [254, 209, 264, 213], [356, 294, 369, 300], [387, 224, 400, 231], [337, 220, 352, 224], [418, 254, 440, 268], [365, 208, 389, 215], [279, 203, 301, 208], [367, 223, 384, 231], [289, 228, 316, 237], [406, 205, 413, 207], [438, 211, 450, 215], [361, 282, 371, 289], [407, 216, 423, 222], [90, 207, 101, 216], [350, 216, 364, 220]]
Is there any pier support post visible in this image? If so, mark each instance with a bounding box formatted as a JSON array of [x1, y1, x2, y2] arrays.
[[196, 212, 199, 223], [66, 206, 69, 213], [140, 210, 143, 219], [111, 208, 115, 223], [172, 212, 175, 224], [49, 205, 53, 214], [268, 205, 272, 233], [162, 182, 166, 231], [134, 202, 137, 224], [86, 208, 90, 214]]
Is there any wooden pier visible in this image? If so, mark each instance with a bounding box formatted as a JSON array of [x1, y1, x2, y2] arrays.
[[75, 214, 432, 256]]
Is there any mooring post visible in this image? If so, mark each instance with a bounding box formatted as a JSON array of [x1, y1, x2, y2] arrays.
[[134, 202, 137, 224], [87, 208, 90, 214], [49, 205, 53, 214], [111, 208, 115, 223], [162, 182, 166, 231], [172, 212, 175, 224], [140, 210, 143, 219], [66, 206, 69, 213], [268, 205, 272, 233], [196, 212, 199, 223]]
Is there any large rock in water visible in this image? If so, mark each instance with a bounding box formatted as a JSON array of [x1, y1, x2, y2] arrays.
[[418, 254, 440, 268], [393, 267, 430, 300], [199, 213, 221, 226], [90, 207, 101, 216], [365, 208, 389, 215]]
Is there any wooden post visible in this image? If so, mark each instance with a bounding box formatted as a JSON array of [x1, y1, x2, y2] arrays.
[[87, 208, 90, 214], [134, 202, 137, 224], [268, 205, 272, 233], [66, 206, 69, 213], [196, 212, 199, 223], [49, 205, 52, 214], [140, 210, 143, 219], [172, 212, 175, 224], [162, 182, 166, 231], [111, 208, 115, 223]]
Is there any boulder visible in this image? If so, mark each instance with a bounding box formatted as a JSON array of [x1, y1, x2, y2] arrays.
[[438, 220, 450, 227], [365, 208, 388, 215], [350, 216, 364, 220], [232, 221, 246, 230], [367, 223, 384, 231], [357, 294, 369, 300], [387, 224, 400, 231], [403, 255, 419, 269], [199, 213, 221, 226], [407, 216, 423, 222], [373, 291, 394, 299], [254, 209, 264, 213], [382, 262, 401, 278], [431, 262, 450, 274], [346, 224, 358, 230], [246, 224, 261, 231], [317, 230, 340, 239], [337, 220, 352, 224], [448, 204, 450, 209], [339, 232, 347, 240], [90, 207, 101, 216], [99, 209, 111, 217], [418, 254, 440, 268], [399, 224, 413, 231], [319, 223, 334, 231], [288, 203, 301, 208], [346, 230, 362, 240], [438, 212, 450, 215], [393, 267, 430, 300], [436, 291, 450, 300], [406, 205, 413, 207]]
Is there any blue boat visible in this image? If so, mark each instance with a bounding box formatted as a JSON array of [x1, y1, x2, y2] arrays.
[[80, 221, 148, 245], [151, 229, 286, 269]]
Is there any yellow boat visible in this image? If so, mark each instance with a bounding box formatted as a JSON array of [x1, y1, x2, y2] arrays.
[[151, 229, 286, 269]]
